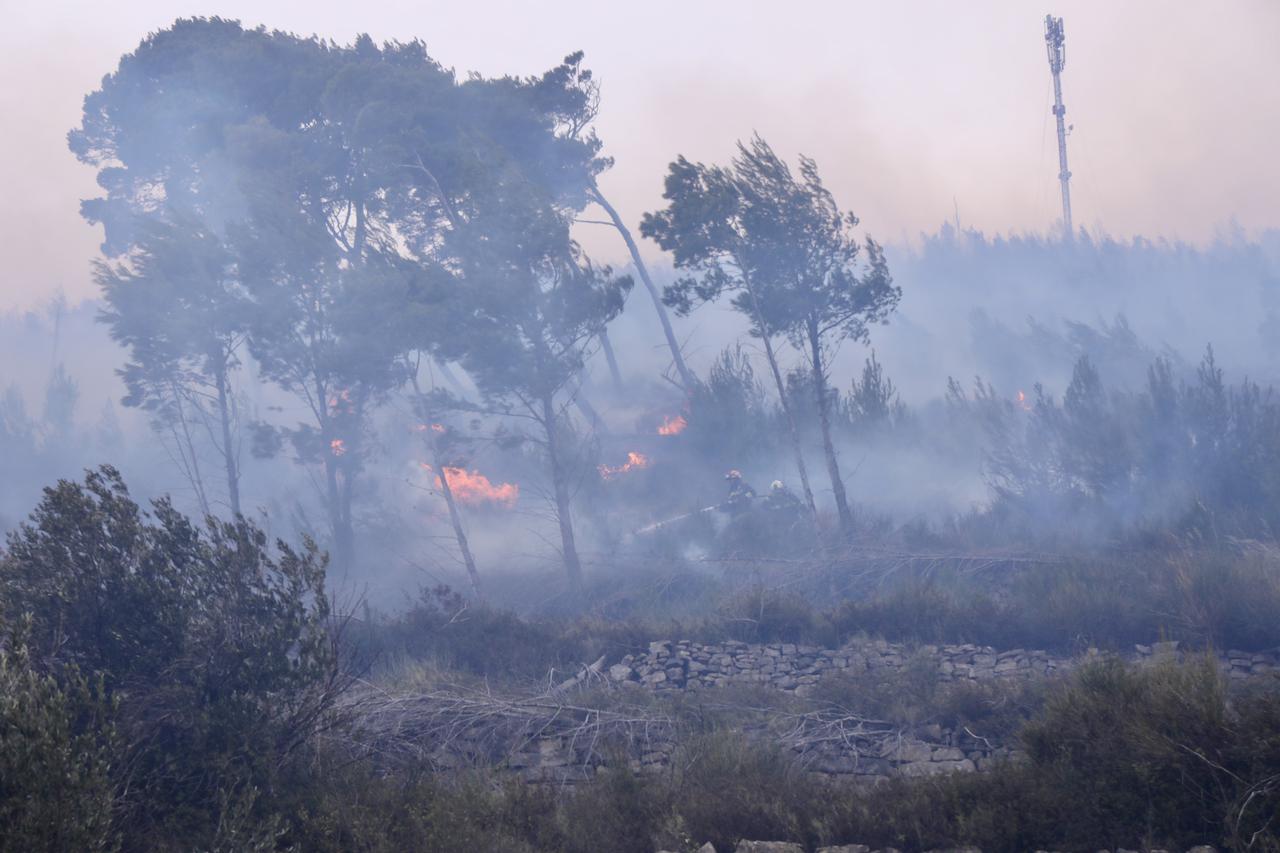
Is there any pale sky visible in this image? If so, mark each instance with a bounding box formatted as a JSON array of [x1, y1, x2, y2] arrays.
[[3, 0, 1278, 312]]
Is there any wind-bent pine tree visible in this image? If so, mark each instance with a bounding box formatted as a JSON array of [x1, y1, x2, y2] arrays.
[[643, 137, 899, 536], [641, 144, 819, 519]]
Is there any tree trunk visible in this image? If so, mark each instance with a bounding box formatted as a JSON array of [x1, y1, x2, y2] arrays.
[[434, 457, 482, 598], [318, 375, 355, 573], [322, 451, 355, 573], [598, 327, 625, 392], [758, 331, 819, 518], [541, 392, 584, 593], [214, 362, 241, 517], [588, 184, 695, 390], [338, 457, 356, 571], [738, 277, 818, 517], [808, 320, 854, 537], [412, 376, 482, 597]]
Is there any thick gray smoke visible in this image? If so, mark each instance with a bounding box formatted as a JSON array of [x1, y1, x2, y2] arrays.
[[5, 224, 1278, 604]]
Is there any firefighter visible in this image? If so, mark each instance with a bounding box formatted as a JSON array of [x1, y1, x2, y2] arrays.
[[722, 469, 757, 514], [764, 479, 802, 512]]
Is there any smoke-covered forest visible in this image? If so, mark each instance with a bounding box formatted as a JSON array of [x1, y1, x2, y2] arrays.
[[4, 15, 1280, 853]]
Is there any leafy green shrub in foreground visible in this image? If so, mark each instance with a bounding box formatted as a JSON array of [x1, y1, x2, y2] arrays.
[[0, 466, 342, 851], [0, 625, 118, 853]]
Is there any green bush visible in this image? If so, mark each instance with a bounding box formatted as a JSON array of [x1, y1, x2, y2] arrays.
[[0, 624, 118, 853], [0, 466, 342, 851], [662, 731, 818, 852]]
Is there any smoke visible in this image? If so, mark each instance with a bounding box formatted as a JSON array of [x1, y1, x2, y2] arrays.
[[3, 18, 1279, 609]]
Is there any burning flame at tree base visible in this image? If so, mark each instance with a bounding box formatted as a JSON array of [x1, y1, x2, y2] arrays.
[[421, 463, 518, 507], [599, 451, 650, 480], [657, 414, 688, 436]]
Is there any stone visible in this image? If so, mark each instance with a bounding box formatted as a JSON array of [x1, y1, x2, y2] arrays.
[[817, 846, 871, 853], [899, 759, 976, 777], [734, 843, 804, 853], [698, 844, 717, 853], [809, 753, 857, 774], [608, 663, 635, 682], [882, 740, 933, 763]]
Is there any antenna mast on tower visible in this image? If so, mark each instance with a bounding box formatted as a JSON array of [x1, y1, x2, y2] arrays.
[[1044, 14, 1073, 240]]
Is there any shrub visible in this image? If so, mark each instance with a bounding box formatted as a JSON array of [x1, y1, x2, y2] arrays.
[[1019, 657, 1280, 850], [0, 466, 343, 851], [662, 731, 817, 851], [0, 624, 118, 853]]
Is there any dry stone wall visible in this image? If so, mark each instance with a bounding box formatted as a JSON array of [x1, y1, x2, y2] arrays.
[[405, 639, 1279, 787], [606, 638, 1280, 695]]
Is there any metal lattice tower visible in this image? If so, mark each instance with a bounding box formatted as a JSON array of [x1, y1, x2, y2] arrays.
[[1044, 14, 1073, 240]]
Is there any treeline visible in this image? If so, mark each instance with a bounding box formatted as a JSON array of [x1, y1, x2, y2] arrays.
[[70, 18, 900, 591]]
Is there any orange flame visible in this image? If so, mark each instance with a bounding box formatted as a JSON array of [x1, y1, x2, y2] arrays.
[[598, 451, 650, 480], [328, 388, 354, 414], [1016, 390, 1032, 412], [422, 463, 518, 507], [658, 414, 688, 436], [330, 438, 347, 456], [414, 423, 447, 434]]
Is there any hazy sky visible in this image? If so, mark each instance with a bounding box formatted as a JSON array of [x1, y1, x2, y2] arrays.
[[3, 0, 1278, 312]]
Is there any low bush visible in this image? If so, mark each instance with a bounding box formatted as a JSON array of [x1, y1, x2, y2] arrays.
[[0, 467, 345, 851]]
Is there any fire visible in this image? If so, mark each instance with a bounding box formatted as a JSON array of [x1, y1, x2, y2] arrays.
[[657, 414, 688, 436], [328, 388, 354, 414], [330, 438, 347, 456], [414, 423, 447, 434], [598, 451, 650, 480], [1016, 390, 1032, 412], [422, 463, 518, 507]]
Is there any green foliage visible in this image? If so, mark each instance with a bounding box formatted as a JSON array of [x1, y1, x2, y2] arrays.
[[962, 348, 1280, 541], [1018, 658, 1280, 850], [0, 466, 340, 850], [0, 625, 118, 853], [716, 585, 816, 643], [845, 350, 910, 434], [361, 585, 659, 684], [663, 731, 814, 852], [825, 550, 1280, 652], [685, 345, 778, 468]]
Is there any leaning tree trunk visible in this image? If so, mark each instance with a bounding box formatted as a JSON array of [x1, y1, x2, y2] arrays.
[[588, 184, 695, 390], [541, 392, 584, 593], [413, 376, 483, 597], [434, 455, 483, 598], [598, 327, 625, 393], [808, 320, 854, 538]]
